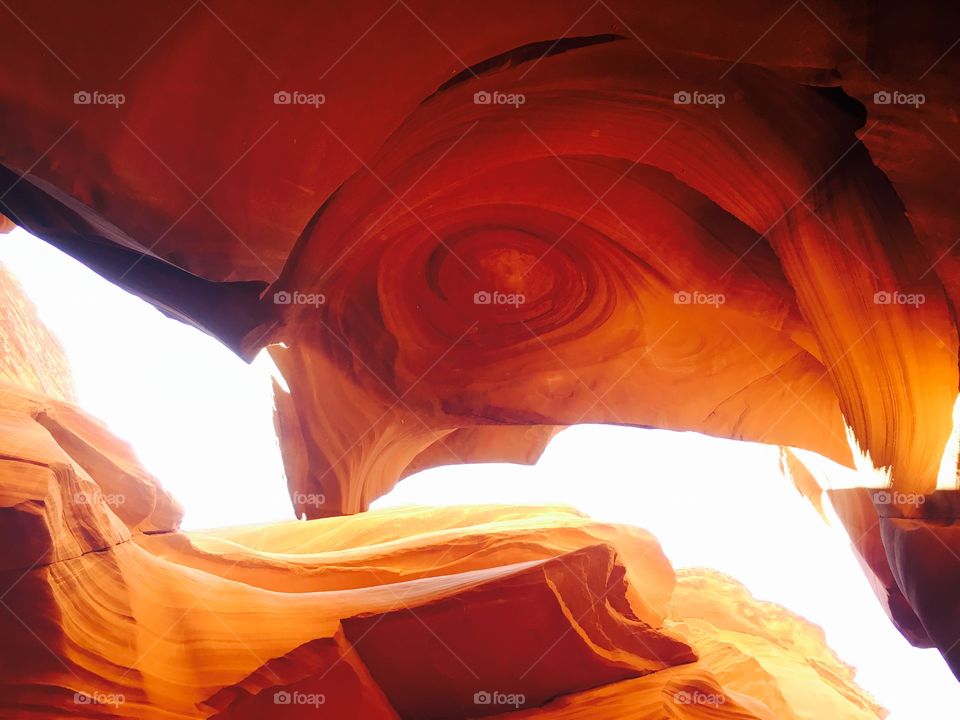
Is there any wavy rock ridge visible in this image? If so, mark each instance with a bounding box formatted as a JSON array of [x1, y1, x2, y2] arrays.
[[0, 380, 886, 718]]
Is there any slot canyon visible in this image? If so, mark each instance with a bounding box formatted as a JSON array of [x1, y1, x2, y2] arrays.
[[1, 1, 960, 717]]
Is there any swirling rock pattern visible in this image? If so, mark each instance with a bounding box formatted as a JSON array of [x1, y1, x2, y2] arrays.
[[2, 0, 960, 687], [0, 264, 885, 717]]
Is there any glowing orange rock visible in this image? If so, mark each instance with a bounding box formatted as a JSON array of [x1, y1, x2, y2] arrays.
[[2, 0, 960, 686], [0, 400, 886, 718], [1, 1, 957, 512], [0, 268, 885, 718], [0, 266, 74, 401]]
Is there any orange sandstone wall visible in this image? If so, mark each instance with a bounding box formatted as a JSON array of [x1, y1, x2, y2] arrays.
[[0, 264, 75, 402]]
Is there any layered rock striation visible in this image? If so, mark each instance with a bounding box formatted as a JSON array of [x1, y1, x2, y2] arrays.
[[2, 0, 960, 690], [0, 384, 886, 718], [0, 263, 886, 717]]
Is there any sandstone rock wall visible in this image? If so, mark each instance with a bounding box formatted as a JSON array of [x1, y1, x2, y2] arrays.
[[0, 264, 74, 401], [0, 264, 886, 718]]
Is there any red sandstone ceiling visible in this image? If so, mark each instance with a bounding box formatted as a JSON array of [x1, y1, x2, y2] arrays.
[[2, 0, 960, 713]]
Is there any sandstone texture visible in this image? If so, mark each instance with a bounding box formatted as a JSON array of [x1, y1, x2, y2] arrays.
[[0, 265, 74, 401], [0, 382, 887, 718], [2, 0, 960, 708], [0, 260, 887, 717]]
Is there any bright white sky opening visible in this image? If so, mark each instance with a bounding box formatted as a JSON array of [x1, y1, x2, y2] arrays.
[[2, 226, 957, 718]]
